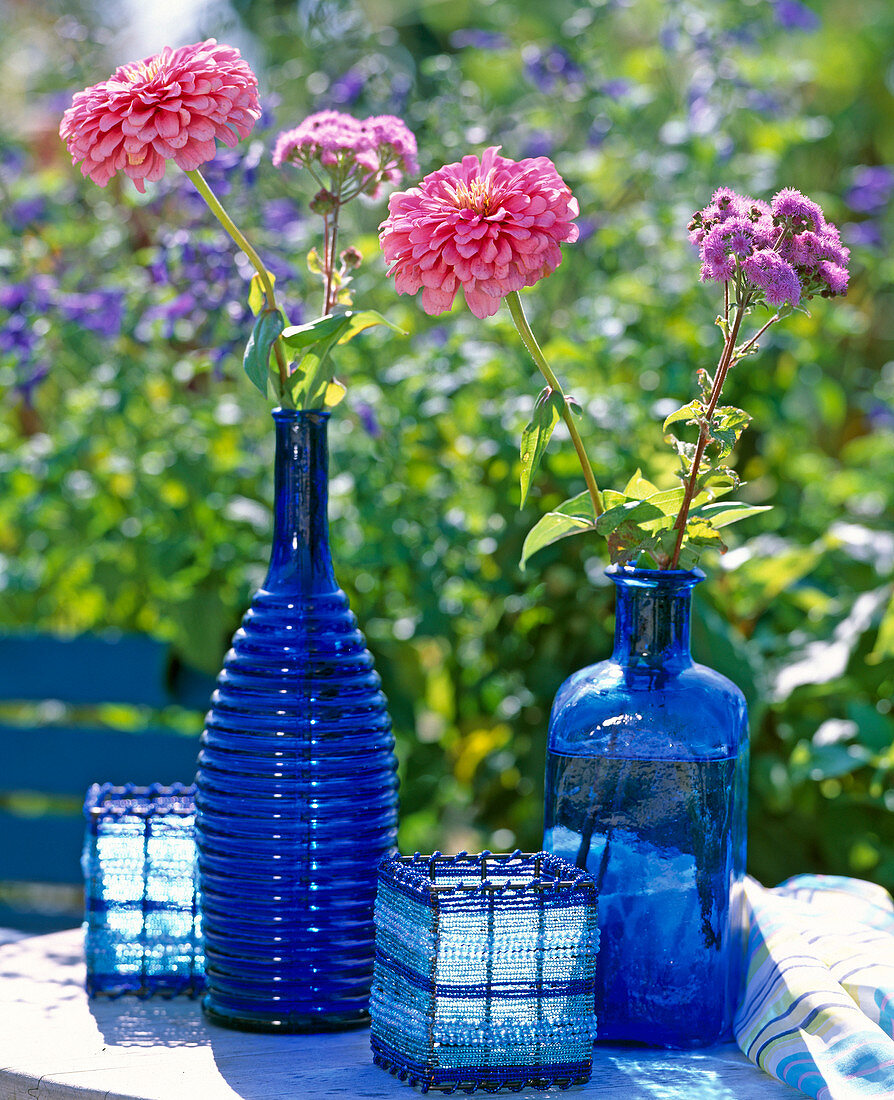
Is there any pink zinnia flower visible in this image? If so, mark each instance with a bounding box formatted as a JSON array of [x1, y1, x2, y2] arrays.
[[59, 39, 261, 193], [379, 146, 579, 319]]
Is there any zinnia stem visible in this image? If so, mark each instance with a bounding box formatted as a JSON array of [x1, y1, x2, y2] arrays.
[[505, 290, 603, 519], [184, 168, 289, 400]]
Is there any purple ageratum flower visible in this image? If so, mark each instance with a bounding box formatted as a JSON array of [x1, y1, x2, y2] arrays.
[[817, 260, 849, 296], [691, 185, 849, 304], [770, 187, 824, 232], [846, 166, 894, 215], [773, 0, 821, 32], [741, 249, 801, 307]]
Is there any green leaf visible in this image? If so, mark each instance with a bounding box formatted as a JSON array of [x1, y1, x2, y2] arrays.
[[663, 400, 705, 433], [622, 469, 662, 500], [520, 490, 597, 569], [248, 271, 276, 316], [336, 309, 406, 344], [869, 591, 894, 664], [709, 406, 751, 459], [324, 379, 347, 409], [242, 308, 284, 398], [690, 501, 772, 528], [596, 488, 684, 536], [281, 313, 351, 351], [519, 388, 563, 507]]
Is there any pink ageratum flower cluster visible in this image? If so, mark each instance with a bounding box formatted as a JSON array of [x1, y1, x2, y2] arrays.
[[379, 146, 579, 319], [59, 40, 261, 193], [272, 110, 418, 196], [689, 186, 850, 307]]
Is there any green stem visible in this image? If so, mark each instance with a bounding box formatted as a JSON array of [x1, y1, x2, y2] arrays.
[[668, 302, 745, 569], [184, 168, 289, 402], [505, 290, 603, 518]]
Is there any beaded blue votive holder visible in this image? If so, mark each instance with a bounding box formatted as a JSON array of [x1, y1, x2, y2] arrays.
[[371, 851, 599, 1093], [82, 782, 204, 997]]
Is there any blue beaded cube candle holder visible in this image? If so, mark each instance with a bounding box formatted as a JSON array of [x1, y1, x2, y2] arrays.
[[82, 782, 204, 997], [371, 851, 599, 1093]]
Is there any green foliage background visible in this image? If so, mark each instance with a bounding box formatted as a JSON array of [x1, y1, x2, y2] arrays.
[[2, 0, 893, 886]]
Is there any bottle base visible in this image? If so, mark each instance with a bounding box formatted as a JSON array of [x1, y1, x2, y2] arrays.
[[202, 997, 370, 1034]]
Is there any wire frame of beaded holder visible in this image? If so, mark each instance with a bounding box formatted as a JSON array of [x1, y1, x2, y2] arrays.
[[371, 850, 599, 1093], [82, 782, 204, 997]]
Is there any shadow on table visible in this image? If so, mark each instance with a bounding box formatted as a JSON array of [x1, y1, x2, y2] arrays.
[[89, 996, 208, 1048]]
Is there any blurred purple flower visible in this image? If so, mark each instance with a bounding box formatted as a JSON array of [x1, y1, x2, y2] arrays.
[[523, 46, 583, 93], [575, 217, 598, 244], [142, 292, 197, 337], [57, 289, 125, 337], [588, 116, 612, 147], [16, 363, 50, 407], [450, 30, 509, 50], [602, 79, 632, 100], [843, 220, 883, 249], [262, 198, 303, 234], [773, 0, 820, 31], [659, 24, 679, 51], [388, 74, 412, 113], [355, 400, 382, 438], [7, 197, 47, 231], [523, 131, 554, 159], [846, 166, 894, 215], [330, 68, 366, 105]]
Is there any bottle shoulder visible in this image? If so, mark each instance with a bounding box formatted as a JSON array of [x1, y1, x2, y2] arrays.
[[548, 657, 748, 758]]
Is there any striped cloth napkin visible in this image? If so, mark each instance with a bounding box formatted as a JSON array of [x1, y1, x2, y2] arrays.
[[735, 873, 894, 1099]]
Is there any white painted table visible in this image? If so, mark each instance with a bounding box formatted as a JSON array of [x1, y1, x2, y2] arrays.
[[0, 930, 796, 1099]]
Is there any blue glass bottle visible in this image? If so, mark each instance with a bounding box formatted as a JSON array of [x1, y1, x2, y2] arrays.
[[543, 566, 748, 1048], [196, 409, 399, 1032]]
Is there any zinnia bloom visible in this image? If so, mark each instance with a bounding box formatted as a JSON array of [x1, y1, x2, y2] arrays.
[[60, 39, 261, 192], [379, 146, 579, 319]]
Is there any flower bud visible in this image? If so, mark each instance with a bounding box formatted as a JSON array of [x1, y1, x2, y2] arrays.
[[340, 246, 362, 270], [309, 189, 338, 215]]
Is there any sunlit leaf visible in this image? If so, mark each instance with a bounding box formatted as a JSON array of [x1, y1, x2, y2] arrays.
[[242, 308, 284, 398], [519, 388, 563, 507], [622, 469, 662, 500], [324, 379, 347, 408], [663, 400, 705, 433], [520, 490, 598, 569], [690, 501, 772, 528], [248, 271, 276, 316]]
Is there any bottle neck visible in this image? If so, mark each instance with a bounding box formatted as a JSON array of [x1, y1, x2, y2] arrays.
[[610, 569, 701, 673], [265, 409, 337, 594]]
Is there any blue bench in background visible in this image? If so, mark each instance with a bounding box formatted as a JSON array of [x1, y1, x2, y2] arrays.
[[0, 633, 216, 932]]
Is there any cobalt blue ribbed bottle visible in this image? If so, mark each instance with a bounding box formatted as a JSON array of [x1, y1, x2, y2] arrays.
[[543, 566, 748, 1048], [196, 408, 399, 1032]]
